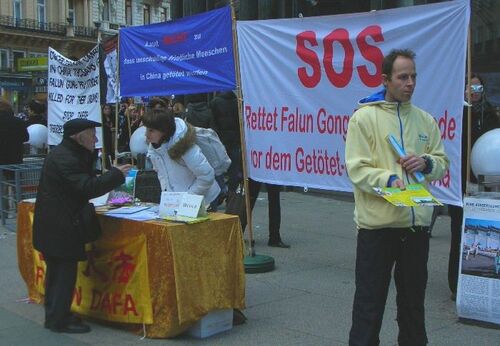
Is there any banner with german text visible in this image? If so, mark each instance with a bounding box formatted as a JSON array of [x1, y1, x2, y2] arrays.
[[119, 6, 235, 97], [237, 0, 469, 206]]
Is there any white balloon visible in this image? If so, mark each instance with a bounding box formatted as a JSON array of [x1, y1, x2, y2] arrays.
[[129, 126, 148, 158], [26, 124, 48, 149], [471, 128, 500, 178]]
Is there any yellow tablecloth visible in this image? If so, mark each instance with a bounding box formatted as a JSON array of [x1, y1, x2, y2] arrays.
[[17, 202, 246, 338]]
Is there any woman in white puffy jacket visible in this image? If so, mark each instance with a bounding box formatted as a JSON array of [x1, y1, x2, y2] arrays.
[[143, 109, 220, 205]]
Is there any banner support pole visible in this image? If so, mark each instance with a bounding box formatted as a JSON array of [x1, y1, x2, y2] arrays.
[[466, 25, 472, 196], [230, 1, 274, 273], [114, 32, 121, 166], [231, 2, 253, 253], [96, 32, 108, 171]]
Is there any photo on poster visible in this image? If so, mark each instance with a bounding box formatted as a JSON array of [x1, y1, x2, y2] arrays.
[[461, 218, 500, 279]]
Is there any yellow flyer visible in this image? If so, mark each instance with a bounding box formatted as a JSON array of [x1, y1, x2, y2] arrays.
[[373, 184, 442, 207]]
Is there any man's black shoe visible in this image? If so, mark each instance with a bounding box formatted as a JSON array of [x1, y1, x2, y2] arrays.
[[50, 322, 91, 334], [267, 240, 290, 248], [45, 315, 82, 329]]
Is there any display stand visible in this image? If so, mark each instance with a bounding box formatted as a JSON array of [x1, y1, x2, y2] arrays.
[[456, 175, 500, 328]]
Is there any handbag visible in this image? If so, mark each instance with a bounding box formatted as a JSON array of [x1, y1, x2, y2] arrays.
[[74, 202, 102, 243], [225, 185, 246, 227]]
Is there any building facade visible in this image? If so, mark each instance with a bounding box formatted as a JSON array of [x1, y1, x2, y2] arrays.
[[0, 0, 171, 112], [1, 1, 499, 113]]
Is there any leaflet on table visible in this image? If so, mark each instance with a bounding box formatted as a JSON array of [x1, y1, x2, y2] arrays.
[[89, 192, 109, 207], [373, 184, 442, 207], [104, 206, 158, 221], [163, 215, 210, 224], [105, 206, 151, 214]]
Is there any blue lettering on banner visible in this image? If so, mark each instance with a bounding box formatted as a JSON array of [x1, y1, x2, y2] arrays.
[[119, 6, 235, 97]]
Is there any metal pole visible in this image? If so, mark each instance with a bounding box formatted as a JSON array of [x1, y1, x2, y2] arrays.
[[230, 1, 255, 255], [114, 32, 120, 165], [466, 26, 472, 196]]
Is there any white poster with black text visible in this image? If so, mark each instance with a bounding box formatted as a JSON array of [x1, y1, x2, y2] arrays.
[[457, 195, 500, 325], [47, 46, 102, 146]]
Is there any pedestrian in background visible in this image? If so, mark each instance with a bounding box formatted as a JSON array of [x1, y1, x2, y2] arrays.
[[447, 73, 499, 301], [241, 180, 289, 248], [0, 98, 29, 168], [0, 98, 29, 218], [210, 90, 242, 192], [184, 93, 216, 129], [25, 99, 47, 126], [101, 104, 115, 165]]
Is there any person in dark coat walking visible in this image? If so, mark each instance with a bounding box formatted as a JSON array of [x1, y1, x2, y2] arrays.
[[0, 98, 29, 167], [210, 91, 242, 192], [184, 93, 216, 129], [33, 118, 131, 333], [25, 99, 47, 126], [0, 98, 29, 217], [447, 74, 499, 301]]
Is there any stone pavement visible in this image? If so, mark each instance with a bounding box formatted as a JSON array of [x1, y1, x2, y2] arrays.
[[1, 191, 498, 345]]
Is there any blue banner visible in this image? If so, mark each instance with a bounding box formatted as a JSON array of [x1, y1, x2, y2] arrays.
[[119, 6, 235, 97]]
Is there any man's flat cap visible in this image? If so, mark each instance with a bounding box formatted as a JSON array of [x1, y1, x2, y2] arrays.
[[63, 118, 102, 137]]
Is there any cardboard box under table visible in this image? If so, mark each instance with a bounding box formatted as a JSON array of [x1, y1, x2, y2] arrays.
[[16, 201, 246, 338]]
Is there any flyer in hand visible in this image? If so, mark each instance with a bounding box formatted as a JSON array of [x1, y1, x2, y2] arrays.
[[373, 184, 442, 207]]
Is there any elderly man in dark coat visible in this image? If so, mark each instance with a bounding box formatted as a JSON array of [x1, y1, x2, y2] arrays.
[[33, 118, 131, 333]]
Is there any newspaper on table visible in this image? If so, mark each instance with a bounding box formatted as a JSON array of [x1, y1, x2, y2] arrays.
[[457, 195, 500, 326]]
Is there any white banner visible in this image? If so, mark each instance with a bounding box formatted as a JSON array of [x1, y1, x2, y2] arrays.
[[458, 196, 500, 325], [237, 0, 469, 206], [48, 46, 102, 146]]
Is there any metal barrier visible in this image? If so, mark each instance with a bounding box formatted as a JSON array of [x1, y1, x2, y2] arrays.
[[478, 175, 500, 192], [0, 159, 44, 230]]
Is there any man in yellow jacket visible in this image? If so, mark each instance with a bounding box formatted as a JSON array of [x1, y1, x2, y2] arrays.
[[345, 49, 449, 346]]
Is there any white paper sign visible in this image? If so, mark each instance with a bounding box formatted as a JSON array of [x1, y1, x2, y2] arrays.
[[159, 191, 186, 217], [457, 195, 500, 325], [177, 194, 205, 218], [47, 46, 102, 146]]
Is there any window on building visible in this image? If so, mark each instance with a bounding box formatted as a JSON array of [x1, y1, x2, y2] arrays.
[[37, 0, 46, 29], [13, 50, 26, 70], [160, 7, 167, 22], [13, 0, 22, 23], [68, 0, 75, 24], [0, 49, 9, 70], [102, 0, 110, 21], [143, 4, 151, 25], [125, 0, 132, 25]]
